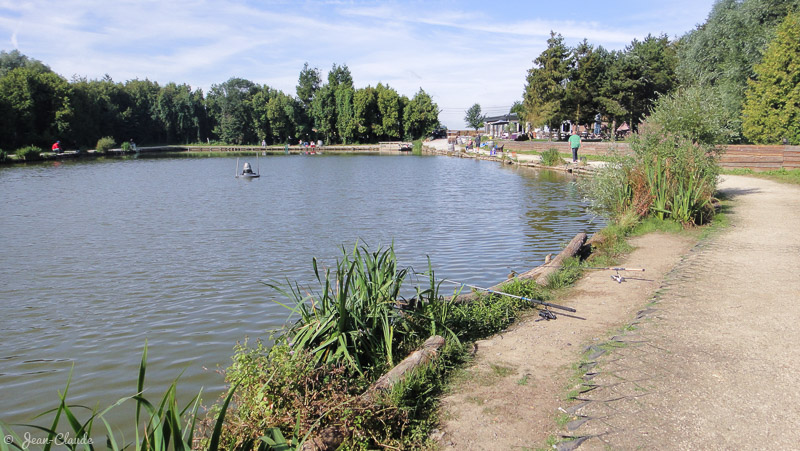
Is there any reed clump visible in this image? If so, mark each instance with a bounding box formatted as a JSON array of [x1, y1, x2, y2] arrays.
[[539, 148, 564, 166], [584, 121, 721, 226]]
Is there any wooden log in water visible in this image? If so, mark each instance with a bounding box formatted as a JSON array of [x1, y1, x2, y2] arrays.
[[516, 232, 587, 286]]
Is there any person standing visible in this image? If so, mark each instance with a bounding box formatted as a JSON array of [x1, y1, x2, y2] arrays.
[[568, 130, 581, 163]]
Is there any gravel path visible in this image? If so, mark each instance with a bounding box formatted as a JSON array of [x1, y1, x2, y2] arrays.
[[564, 175, 800, 449]]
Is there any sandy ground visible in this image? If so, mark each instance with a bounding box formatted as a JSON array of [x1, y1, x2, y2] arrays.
[[437, 174, 800, 450]]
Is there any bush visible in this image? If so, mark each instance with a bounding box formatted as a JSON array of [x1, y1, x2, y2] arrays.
[[584, 122, 720, 225], [540, 148, 564, 166], [95, 136, 116, 154], [648, 84, 738, 145], [0, 149, 6, 162], [15, 145, 42, 161], [121, 141, 132, 152]]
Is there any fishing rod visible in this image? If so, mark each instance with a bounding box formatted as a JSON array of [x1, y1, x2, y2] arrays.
[[437, 278, 576, 313], [508, 265, 645, 284]]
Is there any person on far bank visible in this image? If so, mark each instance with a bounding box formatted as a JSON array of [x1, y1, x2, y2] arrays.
[[52, 141, 62, 153], [569, 130, 581, 163]]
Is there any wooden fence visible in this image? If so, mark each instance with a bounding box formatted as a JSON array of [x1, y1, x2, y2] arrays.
[[503, 140, 800, 171]]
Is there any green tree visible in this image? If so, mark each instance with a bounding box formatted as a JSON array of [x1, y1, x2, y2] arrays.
[[677, 0, 800, 141], [742, 12, 800, 144], [523, 31, 571, 133], [564, 40, 610, 126], [612, 34, 677, 131], [296, 62, 320, 110], [648, 85, 739, 144], [206, 77, 258, 144], [0, 66, 71, 149], [268, 91, 299, 143], [375, 83, 403, 140], [119, 79, 161, 145], [0, 50, 51, 78], [464, 103, 485, 131], [353, 86, 379, 142], [155, 82, 201, 144], [403, 88, 439, 139], [311, 84, 337, 144]]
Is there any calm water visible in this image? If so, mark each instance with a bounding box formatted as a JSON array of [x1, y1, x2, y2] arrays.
[[0, 154, 602, 426]]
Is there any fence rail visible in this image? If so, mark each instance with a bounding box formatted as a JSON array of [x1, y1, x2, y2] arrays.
[[502, 140, 800, 171]]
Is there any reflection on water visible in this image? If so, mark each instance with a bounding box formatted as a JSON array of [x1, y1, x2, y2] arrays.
[[0, 155, 603, 425]]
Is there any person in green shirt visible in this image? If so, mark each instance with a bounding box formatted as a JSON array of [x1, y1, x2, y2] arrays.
[[568, 131, 581, 163]]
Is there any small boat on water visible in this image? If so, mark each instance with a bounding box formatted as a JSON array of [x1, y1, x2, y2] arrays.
[[235, 157, 261, 179]]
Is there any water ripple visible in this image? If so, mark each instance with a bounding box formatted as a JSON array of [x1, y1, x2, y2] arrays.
[[0, 155, 604, 425]]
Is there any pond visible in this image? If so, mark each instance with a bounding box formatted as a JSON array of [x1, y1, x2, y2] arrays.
[[0, 154, 603, 427]]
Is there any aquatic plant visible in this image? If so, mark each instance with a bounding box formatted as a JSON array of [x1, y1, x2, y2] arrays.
[[540, 148, 564, 166], [584, 122, 719, 225], [269, 243, 411, 376], [0, 342, 233, 451], [15, 145, 42, 161], [95, 137, 116, 154]]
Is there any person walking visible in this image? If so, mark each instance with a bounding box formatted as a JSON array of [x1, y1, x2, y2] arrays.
[[569, 130, 581, 163]]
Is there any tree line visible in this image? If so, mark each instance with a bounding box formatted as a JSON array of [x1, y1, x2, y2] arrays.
[[0, 53, 441, 151], [521, 0, 800, 144]]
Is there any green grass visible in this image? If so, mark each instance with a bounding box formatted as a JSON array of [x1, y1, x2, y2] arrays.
[[723, 168, 800, 185]]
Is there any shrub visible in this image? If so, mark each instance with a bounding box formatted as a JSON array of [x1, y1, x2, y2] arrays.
[[95, 136, 116, 154], [202, 340, 411, 450], [15, 145, 42, 161], [540, 148, 564, 166], [584, 122, 720, 225], [0, 149, 6, 162], [648, 84, 738, 145], [121, 141, 133, 152], [270, 244, 422, 376]]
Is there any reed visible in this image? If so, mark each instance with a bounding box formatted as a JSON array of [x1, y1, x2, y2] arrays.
[[539, 148, 564, 166], [584, 122, 719, 225], [269, 243, 412, 375], [0, 342, 233, 451]]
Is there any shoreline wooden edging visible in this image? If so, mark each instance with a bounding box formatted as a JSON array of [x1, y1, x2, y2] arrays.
[[421, 145, 597, 176]]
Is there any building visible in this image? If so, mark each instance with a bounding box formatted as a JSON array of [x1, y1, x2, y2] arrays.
[[483, 113, 521, 138]]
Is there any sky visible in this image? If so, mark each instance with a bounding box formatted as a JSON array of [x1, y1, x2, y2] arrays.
[[0, 0, 718, 130]]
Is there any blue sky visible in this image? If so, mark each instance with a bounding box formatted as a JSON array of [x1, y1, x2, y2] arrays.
[[1, 0, 717, 129]]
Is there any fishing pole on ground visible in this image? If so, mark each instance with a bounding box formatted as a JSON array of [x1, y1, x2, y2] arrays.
[[508, 265, 646, 284], [417, 275, 577, 321]]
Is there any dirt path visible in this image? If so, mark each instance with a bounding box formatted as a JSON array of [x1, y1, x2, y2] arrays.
[[437, 232, 697, 449], [437, 175, 800, 450], [562, 175, 800, 450]]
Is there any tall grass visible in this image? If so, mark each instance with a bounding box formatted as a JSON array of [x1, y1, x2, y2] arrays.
[[584, 122, 720, 225], [270, 243, 427, 376], [15, 145, 42, 161], [0, 342, 233, 451], [539, 148, 564, 166]]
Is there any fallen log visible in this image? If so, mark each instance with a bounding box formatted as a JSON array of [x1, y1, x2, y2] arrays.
[[515, 232, 587, 286], [363, 335, 446, 399], [452, 232, 588, 304], [301, 335, 446, 450]]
